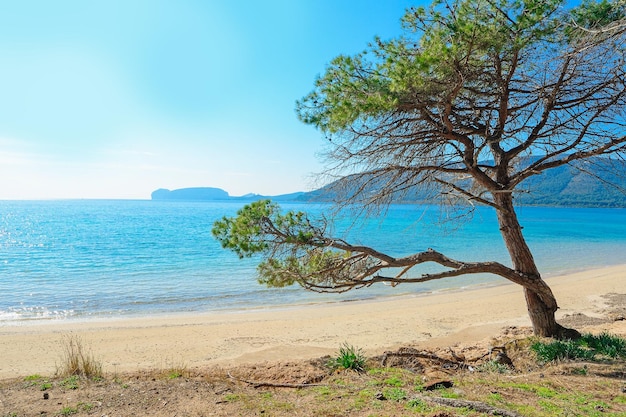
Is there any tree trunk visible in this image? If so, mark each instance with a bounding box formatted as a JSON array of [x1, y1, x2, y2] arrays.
[[493, 193, 580, 339]]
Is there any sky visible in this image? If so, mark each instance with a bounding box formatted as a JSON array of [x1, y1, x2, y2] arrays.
[[0, 0, 418, 200]]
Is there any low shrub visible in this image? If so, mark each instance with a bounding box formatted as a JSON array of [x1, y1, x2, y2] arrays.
[[328, 343, 366, 372]]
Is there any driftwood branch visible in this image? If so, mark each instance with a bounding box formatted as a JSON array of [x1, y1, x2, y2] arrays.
[[380, 350, 460, 368], [420, 395, 524, 417], [227, 372, 326, 389]]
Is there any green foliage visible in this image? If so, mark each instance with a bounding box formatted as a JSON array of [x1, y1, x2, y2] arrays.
[[223, 393, 241, 402], [406, 397, 429, 411], [59, 406, 78, 416], [532, 333, 626, 362], [78, 402, 94, 412], [257, 248, 345, 288], [579, 332, 626, 358], [383, 376, 404, 387], [162, 357, 188, 379], [382, 387, 407, 401], [296, 0, 575, 135], [60, 375, 80, 390], [212, 200, 280, 258], [212, 200, 318, 259], [328, 343, 366, 372], [571, 0, 625, 30], [213, 200, 356, 289], [58, 404, 93, 416]]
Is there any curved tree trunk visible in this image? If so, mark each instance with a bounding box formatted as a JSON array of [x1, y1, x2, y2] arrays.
[[493, 193, 580, 339]]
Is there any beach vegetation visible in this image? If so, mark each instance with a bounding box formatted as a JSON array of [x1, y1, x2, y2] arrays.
[[159, 357, 188, 379], [405, 397, 430, 411], [223, 393, 242, 402], [59, 405, 78, 416], [351, 389, 375, 410], [22, 374, 51, 390], [614, 395, 626, 404], [476, 359, 512, 374], [212, 0, 626, 339], [4, 334, 626, 417], [383, 375, 404, 387], [60, 375, 80, 390], [532, 332, 626, 362], [327, 343, 366, 372], [383, 387, 408, 401], [56, 334, 103, 379]]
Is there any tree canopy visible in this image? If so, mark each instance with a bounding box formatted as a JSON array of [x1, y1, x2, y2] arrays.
[[213, 0, 625, 338], [296, 0, 625, 209]]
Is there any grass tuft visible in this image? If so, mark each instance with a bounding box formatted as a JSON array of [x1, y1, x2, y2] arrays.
[[57, 334, 103, 379], [327, 343, 366, 372], [161, 357, 189, 379], [476, 360, 511, 374]]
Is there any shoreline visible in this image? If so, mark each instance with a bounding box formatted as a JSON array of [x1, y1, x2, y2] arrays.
[[4, 260, 620, 328], [1, 264, 624, 380]]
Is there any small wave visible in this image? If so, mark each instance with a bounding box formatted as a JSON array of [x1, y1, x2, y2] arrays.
[[0, 306, 76, 322]]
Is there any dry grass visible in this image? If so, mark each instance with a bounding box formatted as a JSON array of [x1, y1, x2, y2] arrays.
[[56, 334, 103, 379]]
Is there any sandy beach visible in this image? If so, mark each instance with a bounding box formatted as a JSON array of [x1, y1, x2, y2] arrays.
[[1, 264, 624, 380]]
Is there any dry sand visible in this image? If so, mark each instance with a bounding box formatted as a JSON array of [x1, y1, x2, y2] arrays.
[[1, 264, 624, 379]]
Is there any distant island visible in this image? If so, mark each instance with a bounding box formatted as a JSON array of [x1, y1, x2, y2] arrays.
[[152, 157, 626, 207], [151, 187, 306, 202]]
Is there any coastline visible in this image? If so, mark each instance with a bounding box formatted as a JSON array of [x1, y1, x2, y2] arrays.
[[1, 264, 624, 380]]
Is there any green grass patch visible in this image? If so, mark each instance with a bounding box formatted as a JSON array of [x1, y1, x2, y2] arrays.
[[60, 375, 80, 390], [614, 395, 626, 404], [59, 406, 78, 416], [383, 376, 404, 387], [406, 397, 432, 412], [223, 393, 241, 402], [382, 387, 407, 401], [532, 333, 626, 362]]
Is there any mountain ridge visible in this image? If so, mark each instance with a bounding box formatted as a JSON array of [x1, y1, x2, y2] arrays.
[[151, 157, 626, 207]]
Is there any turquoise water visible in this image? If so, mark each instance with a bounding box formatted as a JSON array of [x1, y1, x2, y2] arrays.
[[1, 200, 624, 323]]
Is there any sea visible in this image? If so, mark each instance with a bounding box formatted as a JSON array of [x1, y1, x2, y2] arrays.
[[1, 200, 625, 324]]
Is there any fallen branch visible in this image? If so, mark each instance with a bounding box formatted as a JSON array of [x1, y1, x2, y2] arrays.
[[381, 350, 462, 368], [420, 395, 523, 417], [227, 371, 326, 388]]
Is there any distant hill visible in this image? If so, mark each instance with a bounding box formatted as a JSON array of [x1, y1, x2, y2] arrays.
[[151, 157, 626, 207], [515, 159, 626, 207], [151, 187, 305, 202], [295, 157, 626, 207]]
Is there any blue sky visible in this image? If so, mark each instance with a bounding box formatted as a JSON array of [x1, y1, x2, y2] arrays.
[[0, 0, 417, 199]]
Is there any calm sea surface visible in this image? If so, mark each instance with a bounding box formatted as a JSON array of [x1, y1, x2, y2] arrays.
[[1, 200, 625, 323]]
